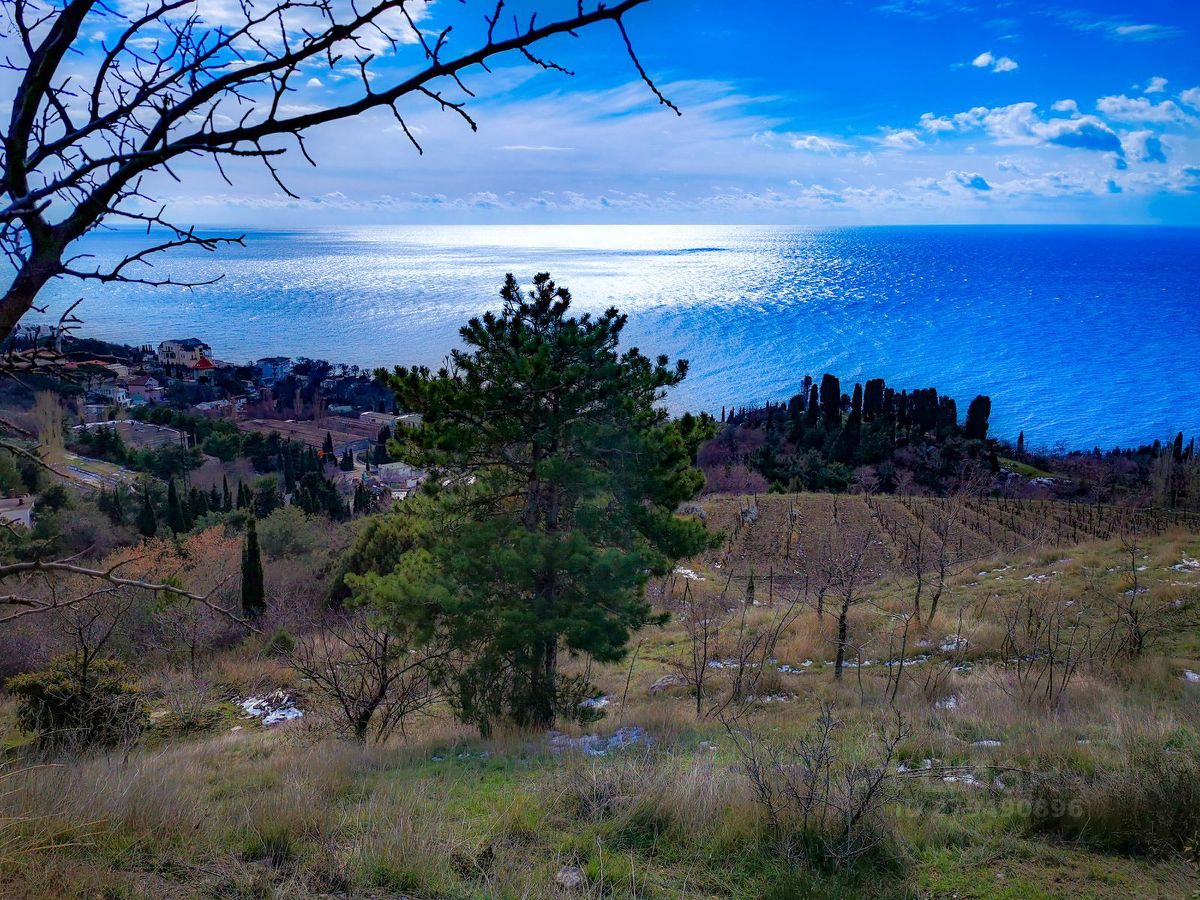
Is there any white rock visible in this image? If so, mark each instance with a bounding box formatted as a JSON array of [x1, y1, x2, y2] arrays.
[[555, 865, 585, 889]]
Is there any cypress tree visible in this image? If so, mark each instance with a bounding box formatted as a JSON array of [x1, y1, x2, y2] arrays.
[[222, 475, 232, 512], [863, 378, 885, 420], [111, 486, 124, 524], [1172, 431, 1184, 464], [805, 384, 820, 428], [166, 477, 187, 535], [1016, 431, 1025, 457], [851, 383, 863, 418], [322, 431, 335, 459], [820, 373, 841, 429], [137, 483, 157, 537], [240, 518, 265, 617], [964, 395, 991, 441]]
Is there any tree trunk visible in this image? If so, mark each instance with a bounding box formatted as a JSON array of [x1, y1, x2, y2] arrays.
[[0, 252, 61, 345], [834, 599, 850, 680]]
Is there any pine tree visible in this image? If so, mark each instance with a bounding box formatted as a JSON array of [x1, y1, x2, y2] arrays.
[[359, 273, 711, 734], [137, 483, 157, 537], [240, 518, 265, 617]]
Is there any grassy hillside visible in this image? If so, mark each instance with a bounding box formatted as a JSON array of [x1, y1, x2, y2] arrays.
[[3, 496, 1199, 898]]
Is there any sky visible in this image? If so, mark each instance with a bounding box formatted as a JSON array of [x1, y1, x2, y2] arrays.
[[42, 0, 1200, 224]]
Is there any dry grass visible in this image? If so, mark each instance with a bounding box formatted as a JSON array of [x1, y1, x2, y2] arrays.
[[2, 521, 1199, 897]]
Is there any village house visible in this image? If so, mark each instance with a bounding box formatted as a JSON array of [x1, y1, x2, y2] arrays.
[[358, 411, 422, 431], [185, 354, 218, 383], [92, 383, 130, 407], [157, 338, 212, 369], [256, 356, 293, 384], [125, 374, 163, 403], [358, 411, 396, 429], [373, 461, 423, 485]]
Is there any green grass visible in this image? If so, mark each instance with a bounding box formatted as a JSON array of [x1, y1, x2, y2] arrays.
[[998, 457, 1056, 479], [5, 526, 1200, 897]]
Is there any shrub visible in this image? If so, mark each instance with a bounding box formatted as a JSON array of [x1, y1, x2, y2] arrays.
[[263, 628, 297, 658], [6, 654, 147, 751], [725, 706, 908, 870], [1028, 729, 1200, 856], [258, 505, 322, 560]]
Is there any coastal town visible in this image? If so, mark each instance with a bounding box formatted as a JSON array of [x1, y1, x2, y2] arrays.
[[4, 330, 426, 518]]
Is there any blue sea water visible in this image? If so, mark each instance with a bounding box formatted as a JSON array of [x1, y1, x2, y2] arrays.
[[30, 224, 1200, 449]]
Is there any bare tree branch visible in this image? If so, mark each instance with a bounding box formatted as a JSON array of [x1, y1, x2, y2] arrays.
[[0, 0, 675, 344]]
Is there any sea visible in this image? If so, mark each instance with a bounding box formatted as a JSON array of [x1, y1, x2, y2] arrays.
[[29, 224, 1200, 450]]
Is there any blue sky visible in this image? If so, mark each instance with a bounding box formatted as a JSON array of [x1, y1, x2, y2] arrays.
[[98, 0, 1200, 224]]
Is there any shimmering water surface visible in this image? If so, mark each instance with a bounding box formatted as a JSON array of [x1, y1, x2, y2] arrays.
[[33, 225, 1200, 448]]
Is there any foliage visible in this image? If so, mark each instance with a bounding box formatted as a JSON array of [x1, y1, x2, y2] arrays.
[[1028, 728, 1200, 856], [709, 375, 996, 496], [241, 519, 266, 618], [257, 505, 322, 560], [355, 274, 711, 733], [328, 500, 432, 606], [6, 653, 146, 751], [263, 628, 296, 658]]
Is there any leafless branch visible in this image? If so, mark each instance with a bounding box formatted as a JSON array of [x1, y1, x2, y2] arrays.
[[0, 0, 675, 344]]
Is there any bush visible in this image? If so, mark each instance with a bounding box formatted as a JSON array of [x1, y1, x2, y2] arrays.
[[1028, 729, 1200, 856], [6, 654, 147, 751], [258, 505, 322, 560], [263, 628, 297, 658]]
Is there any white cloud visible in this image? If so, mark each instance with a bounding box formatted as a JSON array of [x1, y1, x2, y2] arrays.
[[1051, 99, 1079, 115], [878, 128, 923, 149], [1096, 94, 1194, 124], [970, 51, 1018, 73], [789, 135, 849, 153], [1143, 76, 1168, 94], [1110, 23, 1182, 41], [306, 77, 323, 88], [1055, 13, 1186, 42], [937, 102, 1125, 156], [1181, 88, 1200, 111], [995, 158, 1028, 174], [919, 112, 955, 133], [1121, 130, 1168, 164]]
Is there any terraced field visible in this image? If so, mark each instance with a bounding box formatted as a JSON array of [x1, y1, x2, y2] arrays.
[[665, 493, 1200, 605]]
